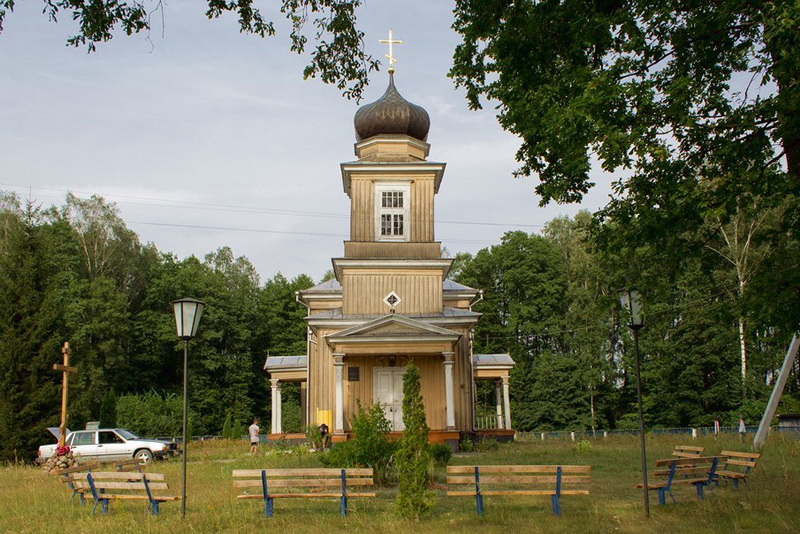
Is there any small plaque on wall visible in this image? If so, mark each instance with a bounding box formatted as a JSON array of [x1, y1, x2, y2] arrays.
[[348, 366, 359, 381]]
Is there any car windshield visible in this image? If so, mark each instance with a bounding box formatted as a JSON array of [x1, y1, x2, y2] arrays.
[[116, 429, 139, 440]]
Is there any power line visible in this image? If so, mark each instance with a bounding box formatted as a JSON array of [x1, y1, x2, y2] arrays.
[[0, 183, 546, 229]]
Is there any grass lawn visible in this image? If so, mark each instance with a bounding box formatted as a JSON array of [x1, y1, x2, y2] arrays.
[[1, 433, 798, 533]]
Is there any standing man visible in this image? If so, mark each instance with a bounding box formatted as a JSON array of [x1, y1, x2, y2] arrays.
[[739, 417, 747, 442], [248, 418, 260, 454]]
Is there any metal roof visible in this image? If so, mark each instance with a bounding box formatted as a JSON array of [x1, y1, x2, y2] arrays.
[[264, 355, 308, 371], [472, 353, 515, 368]]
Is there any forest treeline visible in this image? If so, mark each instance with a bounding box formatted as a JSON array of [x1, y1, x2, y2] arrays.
[[1, 192, 798, 461]]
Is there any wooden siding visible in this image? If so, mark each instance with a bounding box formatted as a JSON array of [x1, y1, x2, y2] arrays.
[[342, 269, 443, 315], [309, 332, 473, 432], [343, 241, 441, 259], [454, 329, 474, 430], [348, 175, 437, 243], [308, 299, 343, 314], [308, 328, 336, 428], [350, 177, 374, 241], [410, 178, 435, 242], [442, 298, 473, 310]]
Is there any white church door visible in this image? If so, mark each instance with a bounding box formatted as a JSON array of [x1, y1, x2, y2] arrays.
[[373, 367, 406, 431]]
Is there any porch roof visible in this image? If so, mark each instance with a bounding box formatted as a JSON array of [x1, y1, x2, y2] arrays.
[[473, 353, 515, 370], [263, 355, 308, 372]]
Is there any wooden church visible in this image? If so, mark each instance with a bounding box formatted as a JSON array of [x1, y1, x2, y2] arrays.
[[264, 67, 515, 446]]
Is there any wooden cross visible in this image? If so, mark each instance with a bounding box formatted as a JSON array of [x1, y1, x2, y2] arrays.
[[379, 29, 404, 72], [53, 342, 77, 447]]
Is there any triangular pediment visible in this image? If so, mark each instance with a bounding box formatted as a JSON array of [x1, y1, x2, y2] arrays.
[[331, 314, 459, 339]]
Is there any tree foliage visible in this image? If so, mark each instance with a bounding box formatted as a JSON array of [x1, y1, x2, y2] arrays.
[[450, 1, 800, 274], [0, 192, 314, 461], [0, 0, 378, 100]]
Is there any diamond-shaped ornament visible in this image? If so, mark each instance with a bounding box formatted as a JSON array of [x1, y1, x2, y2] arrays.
[[383, 291, 401, 309]]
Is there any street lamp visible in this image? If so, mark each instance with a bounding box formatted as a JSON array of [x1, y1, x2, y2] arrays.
[[620, 289, 649, 518], [172, 297, 205, 519]]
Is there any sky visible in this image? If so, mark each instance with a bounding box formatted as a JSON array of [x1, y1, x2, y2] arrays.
[[0, 1, 613, 283]]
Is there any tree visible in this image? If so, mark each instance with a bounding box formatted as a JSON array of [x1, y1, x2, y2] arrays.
[[395, 363, 433, 519], [0, 0, 378, 100], [450, 2, 799, 267]]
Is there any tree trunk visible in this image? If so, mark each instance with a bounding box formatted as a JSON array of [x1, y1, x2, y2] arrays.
[[738, 315, 747, 395]]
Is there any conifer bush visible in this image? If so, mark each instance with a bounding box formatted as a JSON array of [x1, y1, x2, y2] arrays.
[[395, 363, 434, 518]]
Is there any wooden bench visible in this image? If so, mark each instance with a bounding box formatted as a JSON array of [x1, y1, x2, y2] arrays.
[[714, 450, 760, 489], [80, 471, 179, 515], [232, 468, 375, 517], [653, 445, 706, 477], [446, 465, 591, 516], [637, 456, 720, 505], [55, 462, 99, 504], [673, 445, 705, 459], [113, 458, 147, 473]]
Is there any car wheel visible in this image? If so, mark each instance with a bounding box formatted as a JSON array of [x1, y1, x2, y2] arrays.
[[134, 449, 154, 463]]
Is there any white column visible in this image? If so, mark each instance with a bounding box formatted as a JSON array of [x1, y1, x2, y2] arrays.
[[270, 378, 280, 434], [443, 352, 456, 430], [333, 354, 345, 434], [502, 375, 511, 430], [495, 381, 504, 430], [276, 383, 283, 434]]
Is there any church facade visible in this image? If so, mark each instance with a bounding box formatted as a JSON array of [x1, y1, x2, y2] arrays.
[[264, 71, 514, 445]]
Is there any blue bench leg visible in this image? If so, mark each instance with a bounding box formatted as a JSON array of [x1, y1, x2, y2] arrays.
[[475, 494, 484, 515], [101, 499, 109, 515], [340, 495, 348, 516], [657, 489, 666, 506], [695, 484, 704, 500], [668, 489, 676, 504], [264, 497, 274, 518], [151, 501, 160, 515], [551, 494, 561, 516], [732, 479, 739, 490]]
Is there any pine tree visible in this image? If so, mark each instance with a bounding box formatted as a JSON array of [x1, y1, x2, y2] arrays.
[[395, 363, 434, 518]]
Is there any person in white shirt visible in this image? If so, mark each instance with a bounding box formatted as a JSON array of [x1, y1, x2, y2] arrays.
[[248, 419, 260, 454]]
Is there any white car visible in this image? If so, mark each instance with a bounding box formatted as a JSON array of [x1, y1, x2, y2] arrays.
[[38, 428, 178, 463]]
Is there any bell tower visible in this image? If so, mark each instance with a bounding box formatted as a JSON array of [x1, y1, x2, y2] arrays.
[[334, 71, 452, 316]]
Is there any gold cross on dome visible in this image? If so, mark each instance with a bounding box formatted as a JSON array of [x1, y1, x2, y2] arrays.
[[379, 29, 404, 72]]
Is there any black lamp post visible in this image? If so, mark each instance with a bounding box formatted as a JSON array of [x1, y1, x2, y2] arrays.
[[620, 289, 649, 518], [172, 297, 205, 519]]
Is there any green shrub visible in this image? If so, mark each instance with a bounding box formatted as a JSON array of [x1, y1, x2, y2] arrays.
[[282, 400, 302, 434], [305, 425, 324, 450], [396, 364, 435, 518], [574, 439, 593, 453], [221, 412, 246, 440], [476, 437, 499, 452], [117, 390, 196, 437], [320, 402, 397, 485], [429, 443, 452, 466], [459, 437, 474, 452]]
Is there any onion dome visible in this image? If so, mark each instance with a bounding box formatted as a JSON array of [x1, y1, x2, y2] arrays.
[[354, 72, 430, 142]]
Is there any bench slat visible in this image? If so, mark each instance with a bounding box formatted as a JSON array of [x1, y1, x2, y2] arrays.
[[237, 493, 377, 500], [88, 481, 170, 491], [84, 472, 165, 481], [232, 468, 372, 478], [446, 475, 590, 485], [723, 459, 757, 467], [233, 478, 373, 489], [720, 451, 761, 460], [447, 465, 590, 474], [654, 456, 719, 467], [447, 490, 589, 496], [95, 494, 180, 501], [55, 463, 99, 475]]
